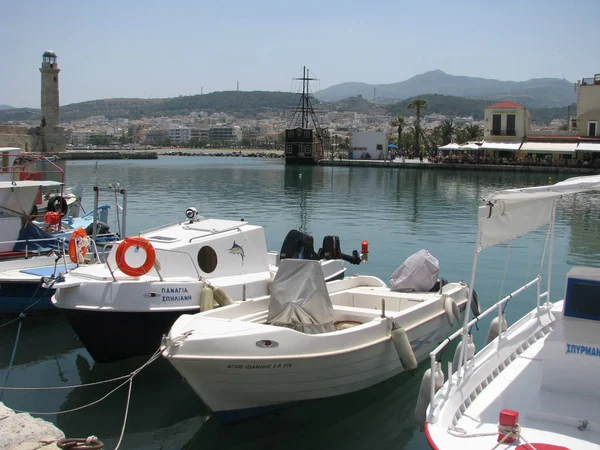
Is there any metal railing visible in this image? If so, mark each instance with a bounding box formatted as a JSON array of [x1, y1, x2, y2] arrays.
[[427, 276, 547, 419]]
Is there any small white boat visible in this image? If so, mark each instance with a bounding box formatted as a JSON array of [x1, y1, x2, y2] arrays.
[[162, 255, 471, 422], [52, 207, 355, 363], [424, 175, 600, 450]]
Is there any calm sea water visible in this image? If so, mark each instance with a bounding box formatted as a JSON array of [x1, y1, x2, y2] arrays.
[[1, 156, 599, 449]]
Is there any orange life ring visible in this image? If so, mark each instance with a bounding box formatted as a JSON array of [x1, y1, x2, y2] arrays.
[[68, 227, 88, 264], [115, 236, 156, 277]]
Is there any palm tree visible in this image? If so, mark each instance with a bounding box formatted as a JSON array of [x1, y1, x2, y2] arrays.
[[464, 123, 483, 141], [438, 120, 456, 146], [408, 99, 428, 157], [390, 115, 405, 150]]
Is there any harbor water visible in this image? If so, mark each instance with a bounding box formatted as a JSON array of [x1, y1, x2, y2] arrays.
[[1, 156, 599, 449]]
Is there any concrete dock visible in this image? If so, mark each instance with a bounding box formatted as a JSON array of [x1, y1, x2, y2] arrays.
[[1, 402, 64, 450]]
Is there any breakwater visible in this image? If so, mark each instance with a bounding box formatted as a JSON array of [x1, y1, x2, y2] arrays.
[[1, 401, 64, 449], [56, 150, 158, 160], [160, 150, 283, 158]]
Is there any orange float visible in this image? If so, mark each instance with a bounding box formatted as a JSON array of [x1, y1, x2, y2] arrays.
[[115, 236, 156, 277], [68, 227, 88, 264]]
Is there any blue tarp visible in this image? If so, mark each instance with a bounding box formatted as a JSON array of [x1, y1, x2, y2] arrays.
[[12, 223, 66, 252]]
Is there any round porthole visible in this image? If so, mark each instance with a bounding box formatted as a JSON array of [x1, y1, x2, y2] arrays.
[[198, 246, 217, 273]]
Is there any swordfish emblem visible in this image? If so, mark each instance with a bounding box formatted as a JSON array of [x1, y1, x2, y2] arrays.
[[228, 241, 245, 264]]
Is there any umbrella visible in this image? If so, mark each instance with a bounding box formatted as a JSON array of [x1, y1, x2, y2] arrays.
[[388, 144, 398, 149]]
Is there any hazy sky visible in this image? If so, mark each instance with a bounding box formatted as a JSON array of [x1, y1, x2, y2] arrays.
[[2, 0, 598, 108]]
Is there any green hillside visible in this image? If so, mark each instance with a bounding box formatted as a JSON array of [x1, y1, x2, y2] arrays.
[[0, 92, 570, 125], [386, 94, 570, 124]]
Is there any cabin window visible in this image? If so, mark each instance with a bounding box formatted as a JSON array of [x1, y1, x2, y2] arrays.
[[198, 246, 217, 273]]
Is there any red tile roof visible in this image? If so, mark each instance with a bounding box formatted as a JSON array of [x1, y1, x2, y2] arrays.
[[485, 100, 526, 109]]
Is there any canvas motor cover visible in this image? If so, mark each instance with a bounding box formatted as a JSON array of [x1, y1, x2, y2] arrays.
[[390, 249, 439, 292], [267, 259, 335, 334]]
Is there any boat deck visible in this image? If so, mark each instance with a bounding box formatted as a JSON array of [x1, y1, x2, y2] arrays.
[[428, 328, 600, 449]]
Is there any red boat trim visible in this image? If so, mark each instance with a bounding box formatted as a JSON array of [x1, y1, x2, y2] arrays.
[[424, 422, 441, 450]]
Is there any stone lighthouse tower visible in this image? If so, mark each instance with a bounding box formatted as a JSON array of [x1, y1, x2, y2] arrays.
[[37, 50, 65, 152]]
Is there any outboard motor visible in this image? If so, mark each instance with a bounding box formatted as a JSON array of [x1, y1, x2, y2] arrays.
[[319, 235, 361, 265], [280, 230, 319, 260]]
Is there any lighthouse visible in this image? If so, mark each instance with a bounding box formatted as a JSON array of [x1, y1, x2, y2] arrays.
[[37, 50, 64, 152]]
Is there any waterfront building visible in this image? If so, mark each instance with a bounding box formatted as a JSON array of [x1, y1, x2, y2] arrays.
[[144, 129, 168, 145], [575, 74, 600, 137], [208, 126, 241, 145], [168, 127, 192, 145], [350, 131, 387, 160], [190, 128, 209, 141], [479, 101, 530, 157]]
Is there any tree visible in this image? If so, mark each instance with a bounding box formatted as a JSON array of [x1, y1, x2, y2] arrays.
[[463, 123, 483, 141], [408, 99, 428, 157], [438, 120, 456, 145], [390, 115, 406, 150]]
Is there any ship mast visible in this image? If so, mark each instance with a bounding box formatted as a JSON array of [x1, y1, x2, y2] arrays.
[[289, 66, 321, 138]]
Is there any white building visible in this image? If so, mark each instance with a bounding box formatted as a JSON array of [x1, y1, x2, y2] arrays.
[[350, 131, 388, 160], [168, 128, 192, 144]]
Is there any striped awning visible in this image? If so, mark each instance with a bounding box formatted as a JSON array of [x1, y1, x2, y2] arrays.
[[577, 142, 600, 152], [520, 142, 577, 154]]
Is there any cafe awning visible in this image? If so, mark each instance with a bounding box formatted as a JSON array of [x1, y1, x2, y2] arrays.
[[577, 142, 600, 153], [480, 141, 521, 151], [520, 142, 577, 154]]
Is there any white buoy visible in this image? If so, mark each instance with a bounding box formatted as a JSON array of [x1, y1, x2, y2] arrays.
[[414, 361, 445, 426], [200, 286, 214, 312], [486, 312, 508, 345], [211, 286, 233, 307], [390, 324, 418, 371], [452, 334, 476, 372], [444, 296, 460, 327]]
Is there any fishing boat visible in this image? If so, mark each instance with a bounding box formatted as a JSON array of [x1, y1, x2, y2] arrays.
[[423, 175, 600, 450], [51, 207, 358, 363], [284, 67, 327, 165], [161, 253, 473, 422], [0, 151, 120, 316]]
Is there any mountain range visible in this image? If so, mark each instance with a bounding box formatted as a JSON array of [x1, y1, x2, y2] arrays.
[[317, 70, 576, 108], [0, 70, 575, 125]]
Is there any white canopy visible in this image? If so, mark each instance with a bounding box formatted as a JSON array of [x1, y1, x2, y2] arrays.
[[267, 259, 336, 334], [438, 143, 460, 151], [0, 181, 62, 218], [479, 141, 521, 151], [520, 142, 577, 154], [458, 142, 481, 151], [477, 175, 600, 249], [577, 142, 600, 152]]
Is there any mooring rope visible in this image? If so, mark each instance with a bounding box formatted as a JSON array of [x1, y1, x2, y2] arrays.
[[447, 423, 538, 450]]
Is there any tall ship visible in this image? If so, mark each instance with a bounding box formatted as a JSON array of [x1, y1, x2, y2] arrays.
[[284, 67, 328, 165]]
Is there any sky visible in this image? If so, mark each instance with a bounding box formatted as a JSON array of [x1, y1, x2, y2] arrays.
[[2, 0, 599, 108]]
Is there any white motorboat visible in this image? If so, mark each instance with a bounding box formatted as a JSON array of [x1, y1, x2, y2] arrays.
[[161, 255, 472, 422], [424, 175, 600, 450], [51, 207, 356, 363]]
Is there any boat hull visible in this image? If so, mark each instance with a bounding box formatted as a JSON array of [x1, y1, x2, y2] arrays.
[[166, 313, 452, 418], [284, 156, 318, 166], [63, 308, 199, 362], [0, 281, 55, 316]]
